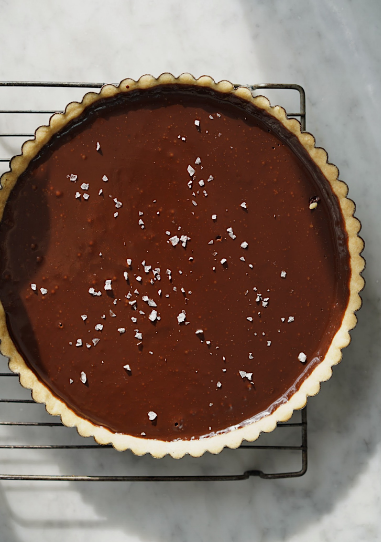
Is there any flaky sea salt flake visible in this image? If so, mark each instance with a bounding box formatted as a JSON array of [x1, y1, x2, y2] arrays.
[[298, 352, 307, 363], [80, 371, 87, 384], [177, 311, 186, 324], [187, 165, 195, 176], [104, 279, 112, 291], [118, 328, 126, 334], [180, 234, 190, 248], [239, 370, 253, 382], [30, 283, 37, 291], [148, 411, 157, 421], [75, 192, 81, 199], [68, 174, 78, 182], [142, 296, 157, 307], [240, 201, 247, 209], [83, 193, 89, 200], [169, 235, 180, 247], [40, 287, 48, 295], [281, 270, 287, 278], [76, 339, 82, 347], [227, 227, 236, 240], [102, 175, 108, 182], [241, 241, 249, 249], [149, 310, 158, 322], [81, 183, 89, 190], [95, 324, 103, 331]]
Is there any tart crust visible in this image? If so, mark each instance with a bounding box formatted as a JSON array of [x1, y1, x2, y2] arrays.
[[0, 74, 365, 458]]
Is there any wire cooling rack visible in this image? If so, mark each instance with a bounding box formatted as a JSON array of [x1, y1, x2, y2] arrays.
[[0, 82, 307, 481]]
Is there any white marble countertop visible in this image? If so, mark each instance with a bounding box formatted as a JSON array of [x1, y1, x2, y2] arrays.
[[0, 1, 380, 540]]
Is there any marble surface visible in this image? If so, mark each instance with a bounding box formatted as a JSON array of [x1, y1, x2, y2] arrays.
[[0, 0, 380, 540]]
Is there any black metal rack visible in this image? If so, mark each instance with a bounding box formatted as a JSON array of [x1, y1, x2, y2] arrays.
[[0, 82, 307, 481]]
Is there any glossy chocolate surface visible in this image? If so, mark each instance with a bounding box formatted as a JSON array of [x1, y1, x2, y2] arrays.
[[0, 85, 350, 440]]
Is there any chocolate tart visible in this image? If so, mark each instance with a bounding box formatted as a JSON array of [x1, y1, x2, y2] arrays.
[[0, 74, 364, 458]]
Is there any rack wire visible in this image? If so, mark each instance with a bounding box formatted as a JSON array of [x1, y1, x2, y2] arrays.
[[0, 82, 307, 481]]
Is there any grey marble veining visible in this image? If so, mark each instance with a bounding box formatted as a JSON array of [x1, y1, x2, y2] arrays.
[[0, 0, 380, 540]]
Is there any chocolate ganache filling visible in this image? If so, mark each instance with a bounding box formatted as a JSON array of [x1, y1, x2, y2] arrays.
[[0, 85, 350, 440]]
